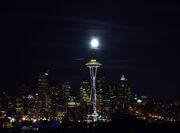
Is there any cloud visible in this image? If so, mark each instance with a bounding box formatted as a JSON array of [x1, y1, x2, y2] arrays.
[[103, 64, 129, 70], [109, 59, 129, 63], [74, 58, 85, 61]]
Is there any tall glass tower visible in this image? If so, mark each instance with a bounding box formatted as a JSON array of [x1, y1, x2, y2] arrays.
[[37, 72, 49, 118], [85, 59, 101, 122]]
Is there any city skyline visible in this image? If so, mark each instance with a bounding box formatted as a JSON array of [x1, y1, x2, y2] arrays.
[[0, 1, 180, 131], [1, 69, 179, 127], [0, 1, 179, 98]]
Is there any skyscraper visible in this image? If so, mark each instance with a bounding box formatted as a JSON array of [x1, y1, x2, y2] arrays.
[[49, 86, 61, 118], [60, 81, 71, 106], [103, 83, 116, 115], [96, 69, 105, 113], [37, 72, 49, 118], [58, 81, 72, 117], [80, 79, 91, 104], [64, 81, 71, 101], [116, 75, 132, 113]]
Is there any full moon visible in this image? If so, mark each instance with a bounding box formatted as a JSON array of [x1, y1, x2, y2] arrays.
[[91, 39, 99, 48]]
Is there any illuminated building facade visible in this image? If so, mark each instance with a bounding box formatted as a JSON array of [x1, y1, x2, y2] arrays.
[[102, 83, 117, 116], [66, 96, 81, 122], [108, 83, 117, 111], [15, 97, 23, 115], [116, 75, 132, 112], [49, 86, 61, 118], [80, 79, 91, 104], [96, 69, 105, 113], [64, 81, 71, 101], [7, 96, 16, 117], [37, 72, 49, 118], [26, 95, 35, 117], [60, 81, 71, 107], [102, 90, 111, 116]]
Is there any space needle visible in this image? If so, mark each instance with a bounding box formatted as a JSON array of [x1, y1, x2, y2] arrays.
[[85, 38, 101, 122]]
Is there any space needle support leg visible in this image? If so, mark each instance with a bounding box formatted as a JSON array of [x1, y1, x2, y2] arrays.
[[92, 67, 98, 122]]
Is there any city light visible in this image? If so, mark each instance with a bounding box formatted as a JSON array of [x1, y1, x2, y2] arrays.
[[0, 72, 177, 129], [137, 99, 142, 103], [10, 118, 15, 123], [0, 1, 178, 132], [121, 75, 126, 81], [33, 119, 37, 123]]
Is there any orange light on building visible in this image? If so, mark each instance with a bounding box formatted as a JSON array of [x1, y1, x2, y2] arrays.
[[0, 114, 6, 119], [35, 101, 38, 103], [155, 115, 158, 118]]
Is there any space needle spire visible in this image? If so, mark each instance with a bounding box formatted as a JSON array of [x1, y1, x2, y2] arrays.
[[86, 59, 101, 122]]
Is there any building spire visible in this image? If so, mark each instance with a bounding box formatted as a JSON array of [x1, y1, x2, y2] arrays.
[[121, 75, 126, 81]]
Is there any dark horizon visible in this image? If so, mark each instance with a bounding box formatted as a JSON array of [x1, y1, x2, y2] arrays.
[[0, 1, 180, 99]]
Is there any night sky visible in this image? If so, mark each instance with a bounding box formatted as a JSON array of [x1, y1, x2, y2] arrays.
[[0, 1, 179, 98]]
